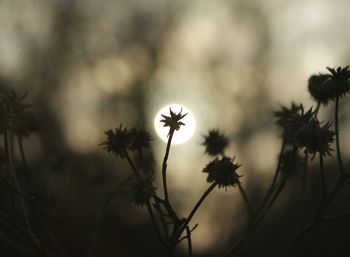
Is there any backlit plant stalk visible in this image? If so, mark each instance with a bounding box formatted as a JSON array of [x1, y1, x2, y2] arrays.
[[282, 66, 350, 256], [0, 91, 49, 257], [102, 108, 243, 257]]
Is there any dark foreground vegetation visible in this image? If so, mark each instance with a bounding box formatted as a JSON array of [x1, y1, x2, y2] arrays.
[[0, 66, 350, 257]]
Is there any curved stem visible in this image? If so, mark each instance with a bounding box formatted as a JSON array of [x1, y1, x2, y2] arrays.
[[3, 132, 9, 172], [185, 182, 217, 228], [185, 226, 192, 257], [314, 102, 321, 116], [162, 129, 174, 201], [284, 150, 349, 257], [17, 136, 29, 179], [238, 183, 254, 217], [124, 150, 140, 177], [319, 154, 326, 199], [258, 138, 286, 212], [284, 195, 326, 257], [300, 150, 308, 201], [147, 202, 166, 246], [173, 182, 217, 247], [335, 95, 345, 178], [225, 174, 287, 257], [7, 130, 46, 256]]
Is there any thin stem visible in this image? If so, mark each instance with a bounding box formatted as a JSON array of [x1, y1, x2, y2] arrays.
[[185, 226, 192, 257], [147, 202, 167, 246], [4, 132, 10, 171], [284, 197, 326, 257], [335, 95, 346, 178], [7, 130, 45, 256], [46, 229, 69, 257], [284, 223, 313, 257], [17, 136, 49, 256], [258, 138, 286, 212], [184, 182, 217, 229], [322, 209, 350, 221], [237, 183, 254, 217], [3, 132, 16, 215], [162, 129, 174, 201], [225, 174, 287, 257], [283, 156, 350, 257], [300, 150, 308, 201], [319, 154, 326, 199], [153, 196, 170, 240], [314, 102, 321, 116], [17, 136, 29, 179], [0, 170, 31, 201], [30, 202, 49, 257], [338, 177, 350, 191], [124, 150, 140, 177], [171, 182, 217, 250]]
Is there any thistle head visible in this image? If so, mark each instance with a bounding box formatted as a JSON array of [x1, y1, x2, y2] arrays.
[[203, 156, 241, 189], [274, 103, 304, 143], [127, 175, 155, 207], [308, 74, 333, 104], [101, 125, 153, 158], [160, 108, 187, 134], [308, 66, 350, 104], [297, 121, 334, 157], [129, 127, 152, 151], [202, 129, 229, 156], [0, 90, 37, 137], [101, 125, 132, 158]]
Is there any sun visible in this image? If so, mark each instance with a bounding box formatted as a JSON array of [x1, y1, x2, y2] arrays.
[[154, 104, 196, 145]]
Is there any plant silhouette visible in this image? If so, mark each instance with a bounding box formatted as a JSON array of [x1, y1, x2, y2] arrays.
[[1, 66, 350, 257]]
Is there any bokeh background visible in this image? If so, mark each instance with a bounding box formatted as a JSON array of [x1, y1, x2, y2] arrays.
[[1, 0, 350, 256]]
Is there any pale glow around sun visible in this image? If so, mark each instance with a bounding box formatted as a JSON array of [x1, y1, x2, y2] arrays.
[[154, 104, 196, 145]]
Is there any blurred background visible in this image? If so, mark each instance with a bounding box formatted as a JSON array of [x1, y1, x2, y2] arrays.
[[1, 0, 350, 256]]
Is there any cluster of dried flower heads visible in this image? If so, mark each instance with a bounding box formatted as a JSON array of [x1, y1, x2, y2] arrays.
[[100, 66, 350, 257]]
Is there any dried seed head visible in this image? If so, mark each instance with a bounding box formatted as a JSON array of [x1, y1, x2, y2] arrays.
[[160, 108, 187, 134], [101, 125, 131, 158], [127, 175, 155, 207], [203, 156, 241, 189], [202, 130, 229, 156], [308, 66, 350, 104]]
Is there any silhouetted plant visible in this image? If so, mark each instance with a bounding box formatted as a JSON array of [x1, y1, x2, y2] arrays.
[[0, 90, 49, 257], [1, 66, 350, 257], [102, 66, 350, 257], [101, 108, 245, 256], [202, 129, 229, 156], [225, 66, 350, 257]]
